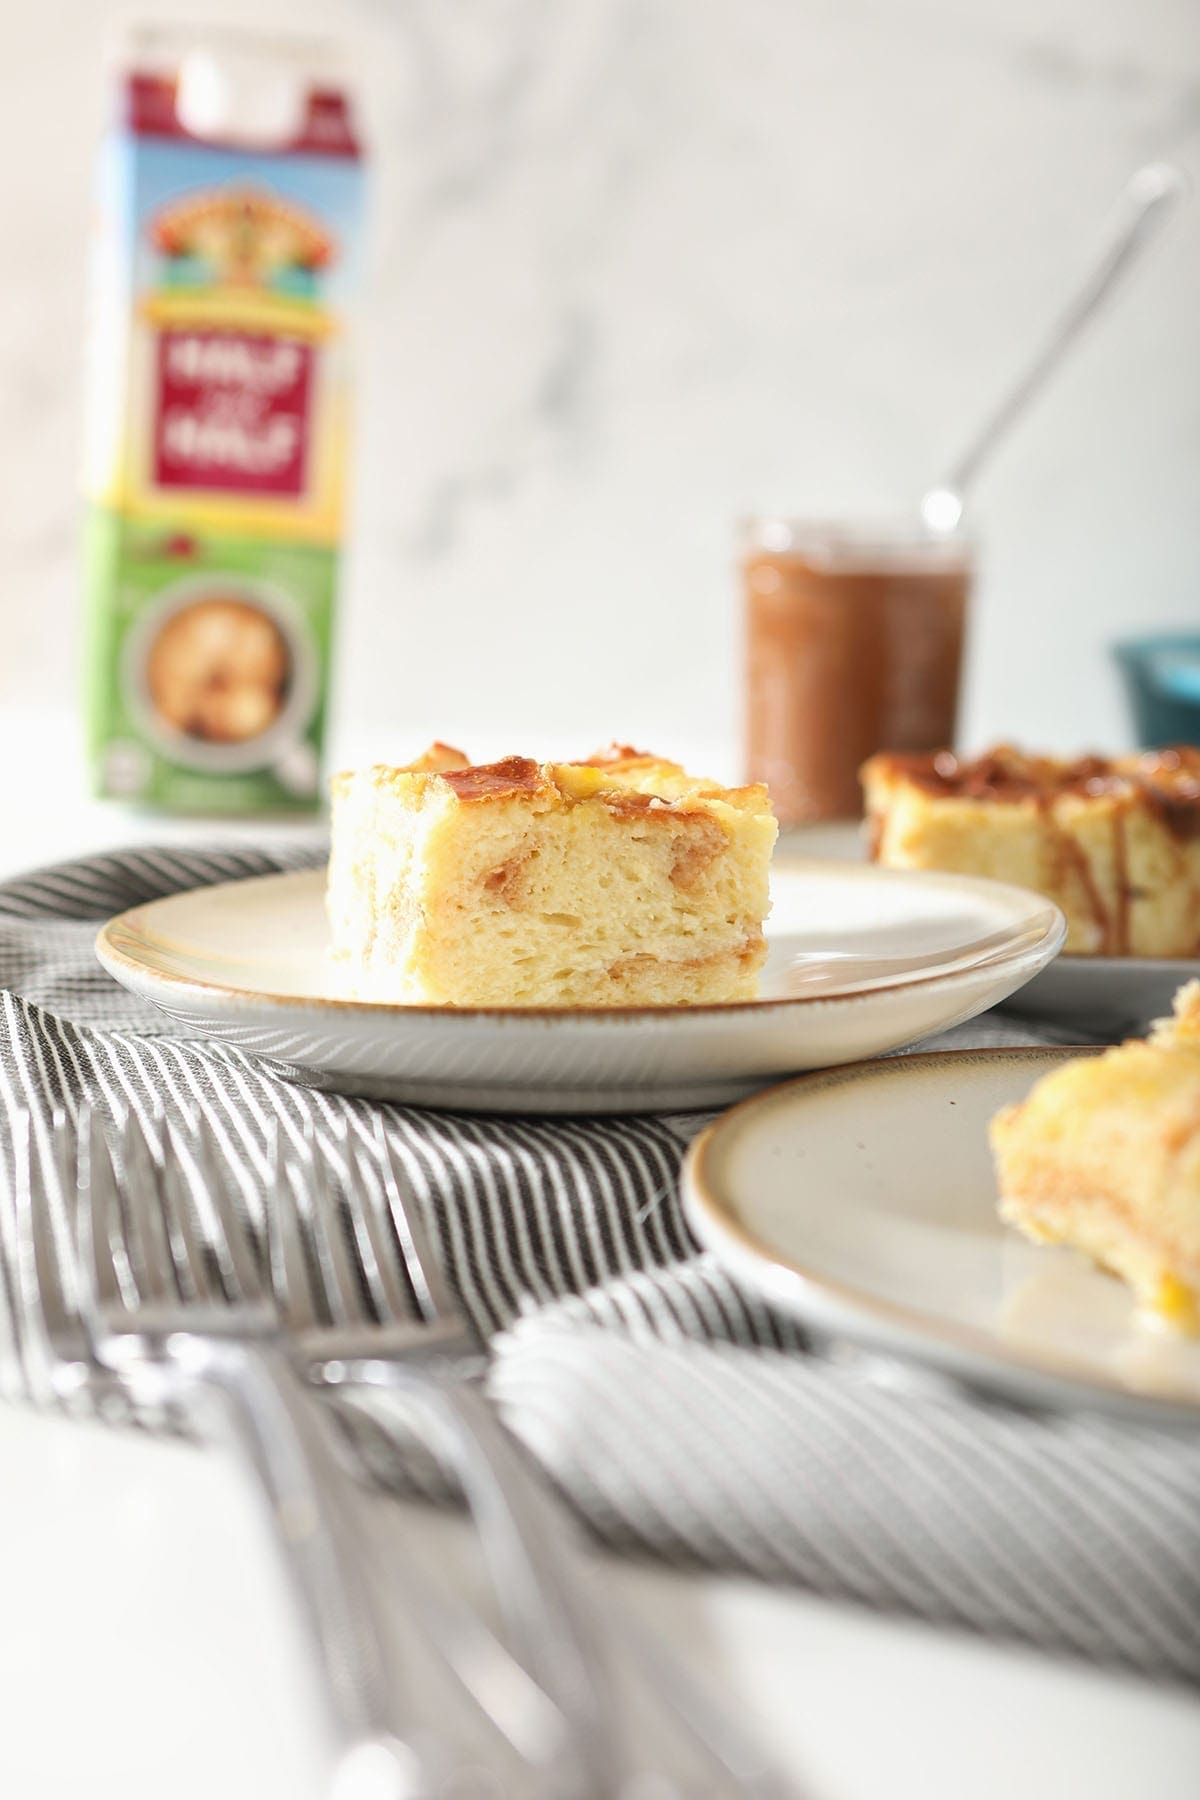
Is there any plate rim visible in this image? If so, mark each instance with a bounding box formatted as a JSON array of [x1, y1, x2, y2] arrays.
[[94, 857, 1066, 1023], [683, 1046, 1200, 1427]]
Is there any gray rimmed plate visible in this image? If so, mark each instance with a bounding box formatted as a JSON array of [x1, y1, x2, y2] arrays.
[[96, 858, 1064, 1115], [683, 1048, 1200, 1426], [1009, 954, 1200, 1037]]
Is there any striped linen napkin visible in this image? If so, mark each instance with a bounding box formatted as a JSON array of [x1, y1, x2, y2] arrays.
[[1, 845, 1197, 1688]]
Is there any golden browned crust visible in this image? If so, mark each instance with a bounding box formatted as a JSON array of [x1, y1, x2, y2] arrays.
[[336, 744, 774, 820], [329, 741, 471, 801], [439, 756, 550, 803], [408, 741, 471, 773], [580, 742, 657, 768]]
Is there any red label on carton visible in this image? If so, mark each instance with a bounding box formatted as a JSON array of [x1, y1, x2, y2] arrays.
[[152, 327, 313, 496]]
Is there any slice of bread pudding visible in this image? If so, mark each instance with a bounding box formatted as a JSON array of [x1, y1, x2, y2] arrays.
[[327, 744, 778, 1007], [990, 983, 1200, 1332], [861, 744, 1200, 956]]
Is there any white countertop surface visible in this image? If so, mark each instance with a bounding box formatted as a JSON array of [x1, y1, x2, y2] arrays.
[[1, 708, 1197, 1798]]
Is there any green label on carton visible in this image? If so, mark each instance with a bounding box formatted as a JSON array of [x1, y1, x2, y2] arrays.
[[84, 507, 336, 812]]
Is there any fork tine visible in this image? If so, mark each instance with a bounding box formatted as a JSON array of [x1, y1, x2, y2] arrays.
[[371, 1114, 453, 1324], [0, 1120, 27, 1397], [266, 1125, 320, 1333], [76, 1107, 133, 1323], [116, 1112, 175, 1305], [9, 1114, 66, 1401], [340, 1129, 412, 1325], [191, 1123, 263, 1304], [160, 1117, 215, 1305], [295, 1119, 364, 1328], [47, 1111, 80, 1303]]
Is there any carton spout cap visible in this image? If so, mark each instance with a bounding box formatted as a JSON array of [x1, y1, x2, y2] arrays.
[[177, 46, 309, 148]]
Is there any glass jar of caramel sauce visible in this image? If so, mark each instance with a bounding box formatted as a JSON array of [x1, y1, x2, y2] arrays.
[[742, 517, 972, 823]]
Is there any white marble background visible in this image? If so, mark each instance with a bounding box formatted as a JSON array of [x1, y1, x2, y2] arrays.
[[1, 0, 1197, 776]]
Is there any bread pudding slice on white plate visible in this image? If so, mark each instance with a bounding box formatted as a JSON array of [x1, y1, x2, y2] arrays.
[[327, 743, 779, 1007], [862, 743, 1200, 957], [990, 981, 1200, 1332]]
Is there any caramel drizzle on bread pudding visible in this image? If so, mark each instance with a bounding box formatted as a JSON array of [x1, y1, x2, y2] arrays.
[[876, 744, 1200, 829]]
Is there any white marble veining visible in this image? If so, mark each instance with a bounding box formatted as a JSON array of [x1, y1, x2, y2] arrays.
[[0, 0, 1197, 770]]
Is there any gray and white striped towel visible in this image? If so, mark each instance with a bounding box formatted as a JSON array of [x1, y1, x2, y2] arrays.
[[1, 845, 1197, 1688]]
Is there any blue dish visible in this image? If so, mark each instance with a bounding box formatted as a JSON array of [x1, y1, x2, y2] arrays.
[[1111, 633, 1200, 748]]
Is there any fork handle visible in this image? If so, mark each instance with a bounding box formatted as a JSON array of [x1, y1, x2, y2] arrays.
[[419, 1381, 616, 1748], [433, 1385, 794, 1797], [343, 1369, 618, 1794], [360, 1369, 792, 1798], [166, 1334, 420, 1798]]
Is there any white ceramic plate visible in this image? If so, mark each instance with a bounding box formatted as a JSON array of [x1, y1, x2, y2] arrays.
[[1010, 954, 1200, 1036], [684, 1048, 1200, 1426], [96, 858, 1064, 1115]]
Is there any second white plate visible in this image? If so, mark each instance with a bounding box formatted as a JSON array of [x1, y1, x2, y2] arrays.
[[684, 1048, 1200, 1425], [95, 857, 1064, 1114]]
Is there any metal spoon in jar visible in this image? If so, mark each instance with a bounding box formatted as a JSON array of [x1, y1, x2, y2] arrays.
[[921, 162, 1189, 536]]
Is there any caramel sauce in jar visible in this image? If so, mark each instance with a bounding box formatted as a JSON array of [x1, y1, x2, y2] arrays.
[[742, 518, 972, 823]]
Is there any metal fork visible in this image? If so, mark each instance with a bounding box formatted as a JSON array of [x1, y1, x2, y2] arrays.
[[3, 1107, 509, 1800], [269, 1118, 618, 1800], [278, 1114, 795, 1799], [154, 1112, 574, 1792]]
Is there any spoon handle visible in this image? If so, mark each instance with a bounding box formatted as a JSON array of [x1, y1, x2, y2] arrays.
[[931, 163, 1187, 515]]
